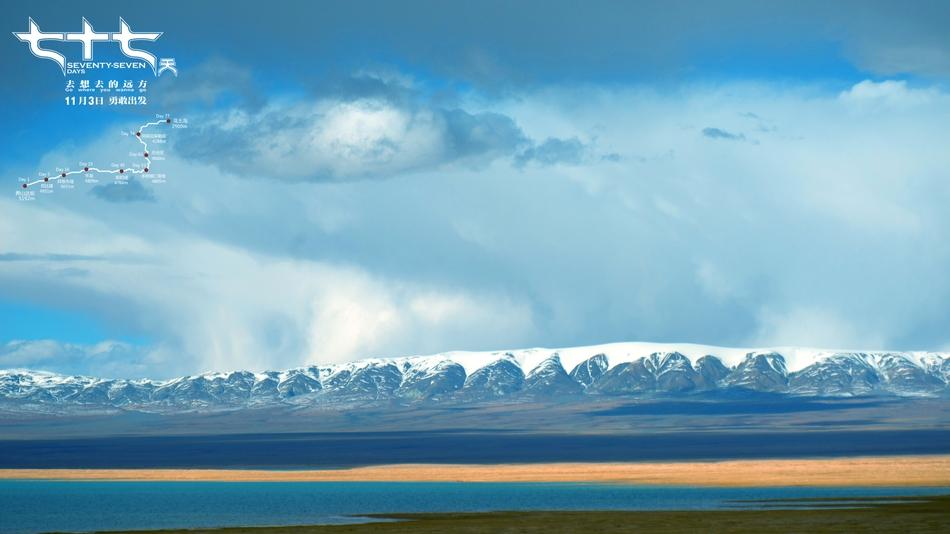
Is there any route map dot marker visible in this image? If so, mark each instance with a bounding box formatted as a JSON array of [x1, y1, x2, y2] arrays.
[[144, 168, 149, 173], [136, 132, 141, 137], [21, 183, 27, 188], [166, 118, 171, 123], [119, 169, 124, 174], [144, 152, 148, 157], [84, 167, 89, 172], [60, 172, 65, 177]]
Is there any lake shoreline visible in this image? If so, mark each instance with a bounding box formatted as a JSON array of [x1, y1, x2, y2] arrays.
[[2, 455, 948, 486]]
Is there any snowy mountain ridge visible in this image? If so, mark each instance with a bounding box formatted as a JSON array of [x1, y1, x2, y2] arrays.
[[1, 342, 948, 412]]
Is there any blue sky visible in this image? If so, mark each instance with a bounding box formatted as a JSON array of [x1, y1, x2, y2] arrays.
[[2, 1, 950, 378]]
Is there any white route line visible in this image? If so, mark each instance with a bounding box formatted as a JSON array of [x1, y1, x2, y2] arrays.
[[21, 117, 171, 189]]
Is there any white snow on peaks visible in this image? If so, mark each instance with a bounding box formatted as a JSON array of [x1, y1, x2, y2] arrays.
[[4, 342, 948, 384], [386, 342, 949, 376], [396, 343, 783, 376]]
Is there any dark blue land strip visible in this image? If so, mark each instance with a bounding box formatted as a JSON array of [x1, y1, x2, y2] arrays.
[[1, 429, 948, 469]]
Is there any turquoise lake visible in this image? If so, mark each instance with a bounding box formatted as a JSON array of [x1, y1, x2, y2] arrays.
[[1, 481, 947, 533]]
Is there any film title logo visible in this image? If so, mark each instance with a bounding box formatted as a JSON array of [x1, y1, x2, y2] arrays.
[[13, 17, 176, 76]]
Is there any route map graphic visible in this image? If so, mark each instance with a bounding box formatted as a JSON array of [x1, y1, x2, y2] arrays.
[[15, 115, 186, 200]]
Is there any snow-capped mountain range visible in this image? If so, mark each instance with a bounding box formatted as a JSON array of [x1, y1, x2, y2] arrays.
[[2, 342, 948, 412]]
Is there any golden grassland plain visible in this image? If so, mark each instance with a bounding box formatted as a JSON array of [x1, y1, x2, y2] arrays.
[[2, 455, 949, 486]]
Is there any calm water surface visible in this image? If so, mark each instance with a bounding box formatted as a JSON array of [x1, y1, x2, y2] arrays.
[[1, 481, 947, 534]]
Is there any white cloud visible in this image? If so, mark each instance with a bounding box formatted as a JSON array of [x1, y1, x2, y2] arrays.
[[176, 96, 529, 181], [260, 99, 445, 177], [0, 199, 536, 374], [694, 260, 737, 302], [839, 79, 938, 109], [4, 77, 950, 376], [749, 307, 887, 351]]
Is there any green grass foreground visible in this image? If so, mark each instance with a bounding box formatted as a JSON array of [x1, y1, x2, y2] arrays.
[[100, 495, 950, 534]]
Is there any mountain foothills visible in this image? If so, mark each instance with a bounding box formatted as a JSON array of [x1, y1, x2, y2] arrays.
[[1, 343, 948, 413]]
